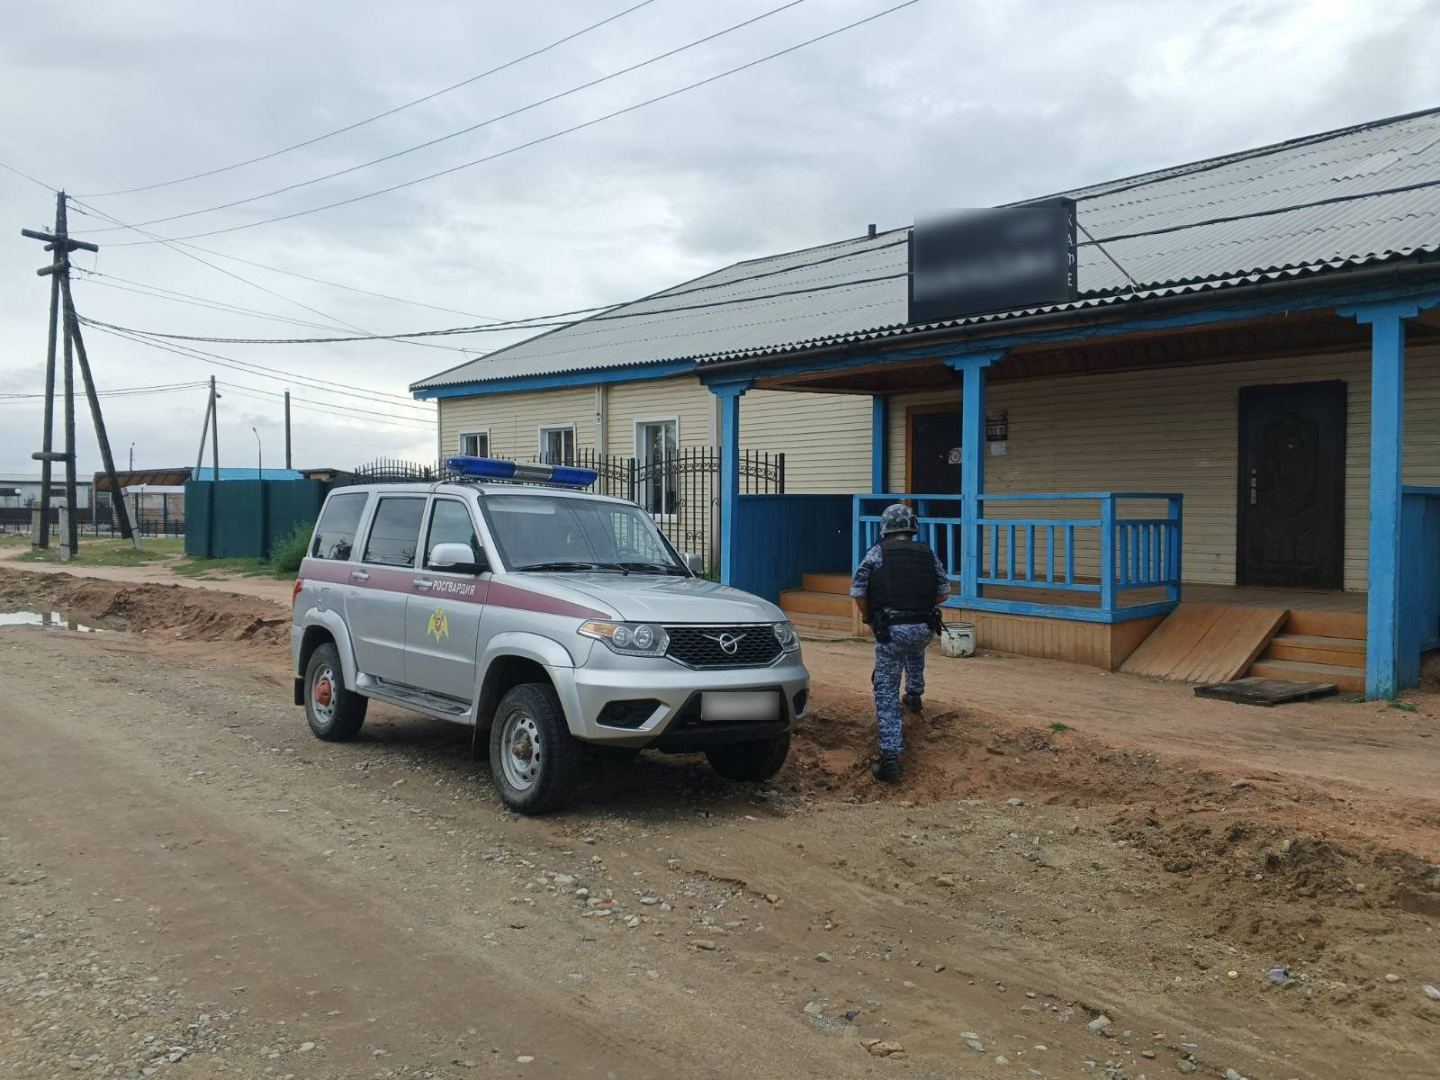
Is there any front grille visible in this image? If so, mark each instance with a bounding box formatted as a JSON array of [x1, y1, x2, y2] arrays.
[[664, 625, 782, 669]]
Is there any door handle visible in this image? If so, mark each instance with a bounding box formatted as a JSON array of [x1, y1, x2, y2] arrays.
[[1249, 469, 1258, 506], [351, 569, 370, 582], [414, 577, 434, 590]]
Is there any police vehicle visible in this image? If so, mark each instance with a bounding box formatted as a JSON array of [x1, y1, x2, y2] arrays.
[[291, 456, 809, 814]]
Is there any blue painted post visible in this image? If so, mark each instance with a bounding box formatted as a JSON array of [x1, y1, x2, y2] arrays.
[[714, 383, 749, 586], [871, 395, 887, 493], [1366, 313, 1405, 699], [1099, 495, 1116, 614], [941, 350, 1004, 600], [1167, 495, 1183, 603]]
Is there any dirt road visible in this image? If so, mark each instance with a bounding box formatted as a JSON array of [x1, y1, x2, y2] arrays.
[[2, 570, 1438, 1078]]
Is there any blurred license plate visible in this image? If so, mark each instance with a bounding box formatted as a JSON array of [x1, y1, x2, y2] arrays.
[[701, 691, 777, 722]]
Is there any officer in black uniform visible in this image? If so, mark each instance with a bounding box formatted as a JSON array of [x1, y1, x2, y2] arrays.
[[851, 504, 950, 782]]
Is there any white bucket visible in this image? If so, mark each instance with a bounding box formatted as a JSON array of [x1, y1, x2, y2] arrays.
[[939, 621, 975, 658]]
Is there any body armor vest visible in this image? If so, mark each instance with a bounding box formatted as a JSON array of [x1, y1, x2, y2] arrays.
[[867, 538, 940, 617]]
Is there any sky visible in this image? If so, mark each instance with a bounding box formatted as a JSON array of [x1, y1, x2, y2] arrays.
[[2, 0, 1439, 478]]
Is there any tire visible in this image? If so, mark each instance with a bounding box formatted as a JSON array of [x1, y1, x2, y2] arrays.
[[705, 732, 790, 783], [304, 642, 367, 742], [488, 682, 580, 815]]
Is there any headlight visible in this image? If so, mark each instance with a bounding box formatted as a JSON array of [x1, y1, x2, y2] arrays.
[[772, 621, 800, 652], [579, 620, 670, 657]]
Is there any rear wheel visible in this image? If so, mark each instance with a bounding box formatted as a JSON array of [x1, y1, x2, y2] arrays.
[[705, 732, 790, 783], [488, 682, 580, 815], [305, 642, 366, 741]]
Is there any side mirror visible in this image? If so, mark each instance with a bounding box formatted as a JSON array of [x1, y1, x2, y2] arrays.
[[430, 542, 488, 575], [683, 552, 705, 577]]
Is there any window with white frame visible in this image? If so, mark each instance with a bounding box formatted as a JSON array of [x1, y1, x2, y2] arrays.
[[635, 418, 679, 516], [538, 424, 576, 464], [458, 431, 489, 457]]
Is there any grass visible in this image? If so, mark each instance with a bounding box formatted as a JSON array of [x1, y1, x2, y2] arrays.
[[1049, 721, 1074, 732], [1387, 700, 1419, 712], [173, 556, 292, 580], [0, 533, 29, 548], [11, 535, 185, 566]]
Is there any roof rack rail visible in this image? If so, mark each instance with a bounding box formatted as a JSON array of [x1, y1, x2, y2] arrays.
[[444, 456, 598, 489]]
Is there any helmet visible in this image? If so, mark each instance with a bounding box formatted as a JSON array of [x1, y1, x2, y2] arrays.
[[880, 503, 918, 537]]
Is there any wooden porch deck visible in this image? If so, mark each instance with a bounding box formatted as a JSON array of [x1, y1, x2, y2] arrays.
[[781, 574, 1367, 688]]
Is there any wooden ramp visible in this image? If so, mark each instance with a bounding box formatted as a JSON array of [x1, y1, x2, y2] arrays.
[[1120, 603, 1289, 683]]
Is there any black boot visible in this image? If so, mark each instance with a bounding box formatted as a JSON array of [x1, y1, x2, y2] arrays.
[[871, 753, 902, 783], [903, 692, 922, 714]]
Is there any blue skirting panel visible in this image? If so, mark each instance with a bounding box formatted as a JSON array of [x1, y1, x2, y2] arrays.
[[1399, 487, 1440, 688], [728, 494, 852, 601]]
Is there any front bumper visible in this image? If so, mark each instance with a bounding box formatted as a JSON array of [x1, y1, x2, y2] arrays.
[[551, 650, 810, 747]]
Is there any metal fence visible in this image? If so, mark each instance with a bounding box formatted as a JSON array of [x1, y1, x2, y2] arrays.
[[349, 448, 785, 562]]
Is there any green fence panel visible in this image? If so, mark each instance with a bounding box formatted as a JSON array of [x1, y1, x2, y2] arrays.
[[184, 479, 328, 560]]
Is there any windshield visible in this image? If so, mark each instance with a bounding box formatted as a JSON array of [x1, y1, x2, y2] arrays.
[[480, 493, 688, 575]]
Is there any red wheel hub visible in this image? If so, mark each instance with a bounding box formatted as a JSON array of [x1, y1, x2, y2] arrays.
[[315, 678, 333, 707]]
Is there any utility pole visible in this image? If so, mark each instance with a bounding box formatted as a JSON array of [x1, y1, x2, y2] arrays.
[[60, 266, 133, 543], [284, 390, 292, 470], [22, 191, 128, 555], [210, 376, 220, 482]]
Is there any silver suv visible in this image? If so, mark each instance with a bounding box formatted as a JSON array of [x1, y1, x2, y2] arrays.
[[291, 466, 809, 814]]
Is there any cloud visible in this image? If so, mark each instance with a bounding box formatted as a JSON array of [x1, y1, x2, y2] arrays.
[[1, 0, 1436, 475]]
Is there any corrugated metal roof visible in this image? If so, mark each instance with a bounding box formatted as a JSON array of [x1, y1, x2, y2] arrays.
[[414, 107, 1440, 391]]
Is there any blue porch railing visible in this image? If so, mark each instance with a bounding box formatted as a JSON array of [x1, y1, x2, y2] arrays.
[[854, 492, 1184, 624]]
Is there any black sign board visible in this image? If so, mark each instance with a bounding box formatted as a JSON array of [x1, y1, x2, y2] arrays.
[[908, 199, 1077, 324], [0, 488, 19, 498]]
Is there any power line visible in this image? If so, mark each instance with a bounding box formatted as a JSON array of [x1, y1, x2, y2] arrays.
[[75, 272, 360, 333], [102, 1, 921, 246], [66, 196, 477, 355], [76, 0, 660, 198], [87, 322, 437, 415], [0, 156, 58, 193], [163, 242, 505, 322], [81, 1, 809, 235], [0, 381, 207, 402], [79, 270, 909, 346], [214, 381, 434, 428]]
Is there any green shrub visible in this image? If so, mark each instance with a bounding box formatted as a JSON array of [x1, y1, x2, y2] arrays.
[[272, 520, 313, 575]]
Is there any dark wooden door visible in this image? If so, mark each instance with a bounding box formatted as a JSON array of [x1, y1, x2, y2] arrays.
[[1237, 381, 1346, 589], [910, 408, 961, 494]]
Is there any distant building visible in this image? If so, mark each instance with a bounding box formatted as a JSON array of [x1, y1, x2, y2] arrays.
[[0, 474, 93, 509]]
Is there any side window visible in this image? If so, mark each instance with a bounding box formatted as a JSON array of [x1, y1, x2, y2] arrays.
[[425, 499, 481, 568], [459, 431, 489, 457], [362, 497, 425, 567], [310, 492, 368, 561]]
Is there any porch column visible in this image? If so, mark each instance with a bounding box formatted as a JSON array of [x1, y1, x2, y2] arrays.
[[871, 395, 887, 492], [942, 349, 1006, 600], [710, 380, 752, 586], [1338, 295, 1440, 699]]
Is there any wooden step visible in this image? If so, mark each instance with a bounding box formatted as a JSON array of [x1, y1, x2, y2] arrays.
[[779, 588, 852, 618], [1247, 658, 1364, 693], [1283, 609, 1366, 640], [1261, 633, 1365, 670], [801, 572, 852, 595], [785, 610, 869, 638]]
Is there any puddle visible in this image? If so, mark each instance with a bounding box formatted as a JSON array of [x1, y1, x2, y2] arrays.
[[0, 609, 106, 633]]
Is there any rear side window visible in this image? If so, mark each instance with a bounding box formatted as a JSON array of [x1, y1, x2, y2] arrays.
[[310, 492, 368, 561], [363, 497, 426, 567]]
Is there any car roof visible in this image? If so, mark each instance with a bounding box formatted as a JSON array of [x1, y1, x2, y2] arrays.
[[331, 482, 635, 506]]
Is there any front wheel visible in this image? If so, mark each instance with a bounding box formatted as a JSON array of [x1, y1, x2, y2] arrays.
[[488, 683, 580, 815], [705, 732, 790, 783], [305, 642, 367, 741]]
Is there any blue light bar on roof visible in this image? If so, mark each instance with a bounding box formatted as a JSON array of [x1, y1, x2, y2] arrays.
[[446, 456, 597, 488]]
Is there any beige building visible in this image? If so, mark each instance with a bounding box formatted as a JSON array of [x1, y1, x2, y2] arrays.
[[414, 107, 1440, 699]]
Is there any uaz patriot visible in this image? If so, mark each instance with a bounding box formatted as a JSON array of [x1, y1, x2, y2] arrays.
[[291, 457, 809, 813]]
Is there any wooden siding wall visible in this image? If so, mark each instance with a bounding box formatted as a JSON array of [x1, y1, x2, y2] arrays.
[[437, 376, 871, 494], [886, 344, 1440, 591]]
